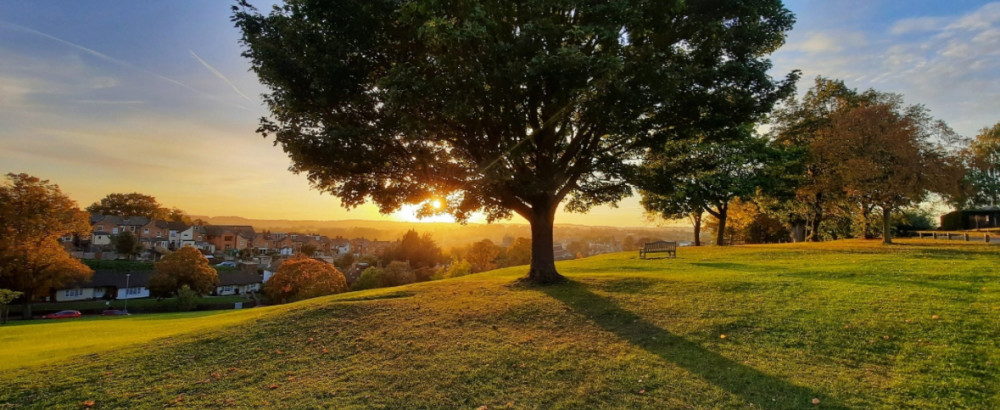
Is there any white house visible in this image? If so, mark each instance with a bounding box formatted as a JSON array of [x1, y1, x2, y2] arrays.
[[215, 271, 263, 296], [53, 270, 153, 302]]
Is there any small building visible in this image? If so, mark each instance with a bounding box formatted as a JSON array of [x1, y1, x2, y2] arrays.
[[940, 207, 1000, 230], [53, 270, 153, 302], [214, 271, 263, 296]]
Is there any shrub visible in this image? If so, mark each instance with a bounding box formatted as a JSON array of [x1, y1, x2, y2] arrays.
[[175, 285, 200, 312], [352, 266, 382, 291], [380, 261, 415, 287], [444, 259, 473, 278], [263, 256, 347, 304]]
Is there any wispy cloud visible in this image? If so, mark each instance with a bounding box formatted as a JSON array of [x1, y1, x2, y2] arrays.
[[0, 21, 202, 93], [74, 99, 144, 105], [0, 21, 251, 111], [189, 50, 254, 103]]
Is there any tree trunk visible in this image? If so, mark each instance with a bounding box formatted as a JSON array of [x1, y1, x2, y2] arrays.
[[808, 193, 823, 242], [527, 205, 564, 284], [22, 297, 32, 320], [882, 207, 893, 244], [692, 211, 703, 246], [715, 207, 728, 246]]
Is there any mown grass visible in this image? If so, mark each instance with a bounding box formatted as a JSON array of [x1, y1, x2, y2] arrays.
[[1, 239, 998, 409]]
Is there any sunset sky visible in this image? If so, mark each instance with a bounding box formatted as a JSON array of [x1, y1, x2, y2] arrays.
[[2, 1, 999, 227]]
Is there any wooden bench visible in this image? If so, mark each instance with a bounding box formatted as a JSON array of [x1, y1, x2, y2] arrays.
[[639, 241, 677, 259]]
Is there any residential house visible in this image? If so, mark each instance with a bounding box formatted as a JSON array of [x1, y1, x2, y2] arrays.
[[205, 225, 256, 253], [214, 271, 263, 296], [53, 270, 153, 302], [330, 237, 351, 255]]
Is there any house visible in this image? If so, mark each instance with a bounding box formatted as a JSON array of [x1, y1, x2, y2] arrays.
[[214, 271, 263, 296], [53, 270, 153, 302], [330, 237, 351, 255], [941, 207, 1000, 230], [204, 225, 256, 252], [251, 233, 275, 255]]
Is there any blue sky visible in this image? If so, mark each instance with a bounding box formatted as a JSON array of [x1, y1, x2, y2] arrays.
[[1, 1, 998, 226]]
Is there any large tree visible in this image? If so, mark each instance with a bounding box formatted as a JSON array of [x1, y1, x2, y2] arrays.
[[233, 0, 797, 283], [817, 98, 962, 244], [960, 123, 1000, 208], [0, 173, 93, 318], [149, 246, 219, 297], [769, 77, 874, 241], [637, 128, 784, 246], [86, 192, 169, 219]]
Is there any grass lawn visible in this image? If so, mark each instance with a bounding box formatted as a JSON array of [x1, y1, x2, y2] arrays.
[[1, 239, 998, 408]]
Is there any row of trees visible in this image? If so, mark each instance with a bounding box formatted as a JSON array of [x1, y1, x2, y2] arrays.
[[639, 77, 981, 245]]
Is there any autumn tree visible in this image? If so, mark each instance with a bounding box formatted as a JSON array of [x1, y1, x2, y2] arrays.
[[769, 77, 875, 241], [959, 123, 1000, 208], [86, 192, 170, 219], [149, 246, 219, 297], [233, 0, 798, 283], [263, 256, 347, 303], [817, 99, 962, 244], [638, 128, 784, 246], [0, 173, 93, 318], [466, 239, 501, 273]]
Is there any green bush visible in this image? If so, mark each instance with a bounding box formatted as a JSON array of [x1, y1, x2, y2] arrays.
[[352, 267, 382, 291], [444, 259, 473, 278], [175, 285, 200, 312]]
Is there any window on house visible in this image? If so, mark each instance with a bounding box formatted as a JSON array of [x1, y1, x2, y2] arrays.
[[127, 287, 142, 295], [113, 228, 119, 234], [65, 289, 83, 297], [144, 228, 149, 234]]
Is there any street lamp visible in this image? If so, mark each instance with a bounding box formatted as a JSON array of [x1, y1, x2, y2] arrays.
[[123, 273, 131, 314]]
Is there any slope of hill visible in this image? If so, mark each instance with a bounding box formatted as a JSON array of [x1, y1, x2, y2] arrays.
[[2, 240, 998, 408]]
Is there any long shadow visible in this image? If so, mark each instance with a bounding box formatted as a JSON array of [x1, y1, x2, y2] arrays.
[[541, 280, 848, 409]]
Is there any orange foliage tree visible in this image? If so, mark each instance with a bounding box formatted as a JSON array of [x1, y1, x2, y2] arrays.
[[263, 256, 347, 304], [149, 246, 219, 297], [0, 173, 93, 318]]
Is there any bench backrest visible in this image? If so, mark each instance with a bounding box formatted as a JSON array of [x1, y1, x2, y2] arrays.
[[643, 241, 676, 251]]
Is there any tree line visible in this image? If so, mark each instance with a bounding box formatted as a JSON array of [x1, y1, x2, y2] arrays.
[[639, 77, 995, 245]]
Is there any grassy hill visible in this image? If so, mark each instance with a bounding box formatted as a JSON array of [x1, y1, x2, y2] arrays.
[[2, 240, 998, 408]]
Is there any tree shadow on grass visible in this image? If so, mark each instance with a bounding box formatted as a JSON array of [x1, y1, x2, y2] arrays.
[[540, 280, 847, 409]]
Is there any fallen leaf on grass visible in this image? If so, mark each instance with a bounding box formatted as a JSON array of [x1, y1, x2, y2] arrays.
[[268, 384, 280, 390], [811, 398, 820, 405], [82, 400, 96, 408]]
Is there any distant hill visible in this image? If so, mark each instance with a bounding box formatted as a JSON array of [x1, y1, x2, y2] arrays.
[[190, 216, 692, 248]]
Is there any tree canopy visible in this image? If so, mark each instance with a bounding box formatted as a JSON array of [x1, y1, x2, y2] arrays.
[[149, 246, 219, 297], [263, 256, 347, 303], [86, 192, 169, 219], [233, 0, 797, 283], [0, 173, 92, 318], [637, 127, 785, 246], [960, 123, 1000, 208]]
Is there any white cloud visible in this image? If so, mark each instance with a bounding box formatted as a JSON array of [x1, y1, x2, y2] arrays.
[[786, 31, 867, 54], [773, 2, 1000, 137], [890, 17, 948, 35]]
